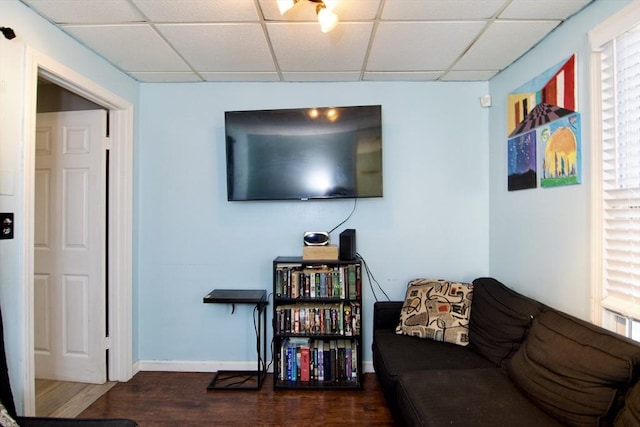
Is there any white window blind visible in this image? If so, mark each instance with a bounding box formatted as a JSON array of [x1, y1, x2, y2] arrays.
[[599, 24, 640, 320]]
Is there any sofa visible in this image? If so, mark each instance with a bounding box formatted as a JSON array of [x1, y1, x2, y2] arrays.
[[0, 304, 138, 427], [372, 277, 640, 426]]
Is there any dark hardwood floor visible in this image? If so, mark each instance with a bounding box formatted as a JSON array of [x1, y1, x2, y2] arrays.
[[79, 372, 397, 426]]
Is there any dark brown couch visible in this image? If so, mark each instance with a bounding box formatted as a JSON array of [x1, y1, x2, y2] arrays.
[[372, 277, 640, 426]]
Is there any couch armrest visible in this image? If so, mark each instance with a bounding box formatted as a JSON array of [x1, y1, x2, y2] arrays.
[[374, 301, 403, 331]]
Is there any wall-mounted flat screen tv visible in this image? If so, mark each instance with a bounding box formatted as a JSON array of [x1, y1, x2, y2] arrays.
[[225, 105, 382, 201]]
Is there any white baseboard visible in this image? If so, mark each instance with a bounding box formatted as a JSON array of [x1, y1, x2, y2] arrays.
[[136, 360, 375, 373], [138, 360, 261, 372], [131, 360, 140, 376]]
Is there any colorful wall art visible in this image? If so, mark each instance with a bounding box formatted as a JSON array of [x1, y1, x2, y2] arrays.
[[508, 130, 537, 191], [540, 113, 581, 187], [507, 55, 581, 191]]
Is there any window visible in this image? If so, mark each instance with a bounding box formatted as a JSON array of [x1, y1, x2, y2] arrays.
[[590, 1, 640, 341]]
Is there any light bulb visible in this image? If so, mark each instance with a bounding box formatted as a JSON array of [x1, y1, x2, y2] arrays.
[[325, 108, 338, 121], [317, 7, 338, 33], [323, 0, 339, 11], [277, 0, 295, 15]]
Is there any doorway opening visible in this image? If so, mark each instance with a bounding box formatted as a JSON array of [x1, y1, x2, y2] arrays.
[[34, 78, 109, 413], [22, 51, 134, 416]]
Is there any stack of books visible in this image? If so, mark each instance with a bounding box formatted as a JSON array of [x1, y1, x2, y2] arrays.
[[278, 338, 359, 383]]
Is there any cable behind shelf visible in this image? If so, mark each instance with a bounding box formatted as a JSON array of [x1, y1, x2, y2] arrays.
[[357, 251, 390, 302], [254, 294, 273, 376]]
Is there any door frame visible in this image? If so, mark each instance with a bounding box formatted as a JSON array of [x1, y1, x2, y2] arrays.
[[21, 48, 134, 415]]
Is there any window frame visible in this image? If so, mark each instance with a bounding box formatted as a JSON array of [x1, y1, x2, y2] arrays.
[[589, 0, 640, 334]]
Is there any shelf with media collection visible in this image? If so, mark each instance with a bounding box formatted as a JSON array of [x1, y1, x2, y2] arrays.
[[272, 256, 363, 390]]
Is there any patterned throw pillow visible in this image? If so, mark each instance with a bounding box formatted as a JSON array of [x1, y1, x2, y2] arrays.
[[396, 278, 473, 346], [0, 402, 18, 427]]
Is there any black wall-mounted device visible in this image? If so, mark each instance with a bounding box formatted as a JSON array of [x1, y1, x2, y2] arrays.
[[0, 213, 14, 240]]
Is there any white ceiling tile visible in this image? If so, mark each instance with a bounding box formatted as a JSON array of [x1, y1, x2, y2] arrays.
[[382, 0, 508, 20], [440, 70, 499, 81], [132, 0, 259, 22], [281, 72, 362, 82], [259, 0, 381, 21], [367, 21, 485, 71], [21, 0, 145, 24], [129, 72, 203, 83], [62, 24, 191, 72], [500, 0, 592, 20], [200, 72, 281, 82], [156, 24, 276, 72], [267, 22, 373, 72], [323, 0, 382, 20], [453, 20, 560, 70], [19, 0, 594, 82], [363, 71, 442, 81]]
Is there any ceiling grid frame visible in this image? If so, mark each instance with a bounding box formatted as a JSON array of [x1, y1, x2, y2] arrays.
[[17, 0, 595, 83]]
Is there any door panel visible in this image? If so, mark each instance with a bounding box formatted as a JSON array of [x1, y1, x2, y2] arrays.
[[33, 274, 51, 354], [34, 110, 106, 384], [63, 168, 90, 248], [62, 274, 89, 355]]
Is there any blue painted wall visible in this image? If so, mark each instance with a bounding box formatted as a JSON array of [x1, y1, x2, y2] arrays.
[[136, 82, 490, 363], [488, 0, 633, 319]]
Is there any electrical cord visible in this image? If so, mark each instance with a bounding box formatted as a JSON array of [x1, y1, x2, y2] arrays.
[[218, 295, 268, 389], [357, 251, 390, 302], [255, 292, 274, 376], [328, 198, 357, 235], [324, 197, 390, 303], [218, 373, 256, 388]]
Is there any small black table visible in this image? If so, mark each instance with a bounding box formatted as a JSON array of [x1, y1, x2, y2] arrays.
[[203, 289, 268, 390]]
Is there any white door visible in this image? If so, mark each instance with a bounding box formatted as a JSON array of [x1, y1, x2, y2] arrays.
[[34, 110, 107, 384]]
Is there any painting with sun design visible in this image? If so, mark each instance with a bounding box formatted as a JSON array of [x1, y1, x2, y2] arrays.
[[506, 54, 580, 191], [539, 112, 581, 187]]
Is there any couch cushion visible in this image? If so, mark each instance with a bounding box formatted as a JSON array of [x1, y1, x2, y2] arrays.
[[0, 402, 18, 427], [469, 277, 545, 366], [373, 329, 494, 400], [508, 310, 640, 427], [396, 368, 563, 427], [615, 381, 640, 426], [395, 278, 473, 346]]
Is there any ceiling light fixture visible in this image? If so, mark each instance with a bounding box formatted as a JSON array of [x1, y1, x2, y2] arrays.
[[277, 0, 339, 33]]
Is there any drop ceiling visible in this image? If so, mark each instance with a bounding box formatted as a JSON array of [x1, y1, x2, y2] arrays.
[[18, 0, 593, 83]]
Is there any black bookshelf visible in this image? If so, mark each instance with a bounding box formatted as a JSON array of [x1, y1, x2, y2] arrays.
[[272, 256, 363, 390]]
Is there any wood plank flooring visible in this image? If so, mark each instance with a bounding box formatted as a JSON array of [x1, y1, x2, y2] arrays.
[[35, 379, 116, 418], [79, 372, 397, 426]]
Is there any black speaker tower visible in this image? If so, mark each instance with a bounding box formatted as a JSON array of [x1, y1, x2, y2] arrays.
[[339, 229, 356, 261]]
